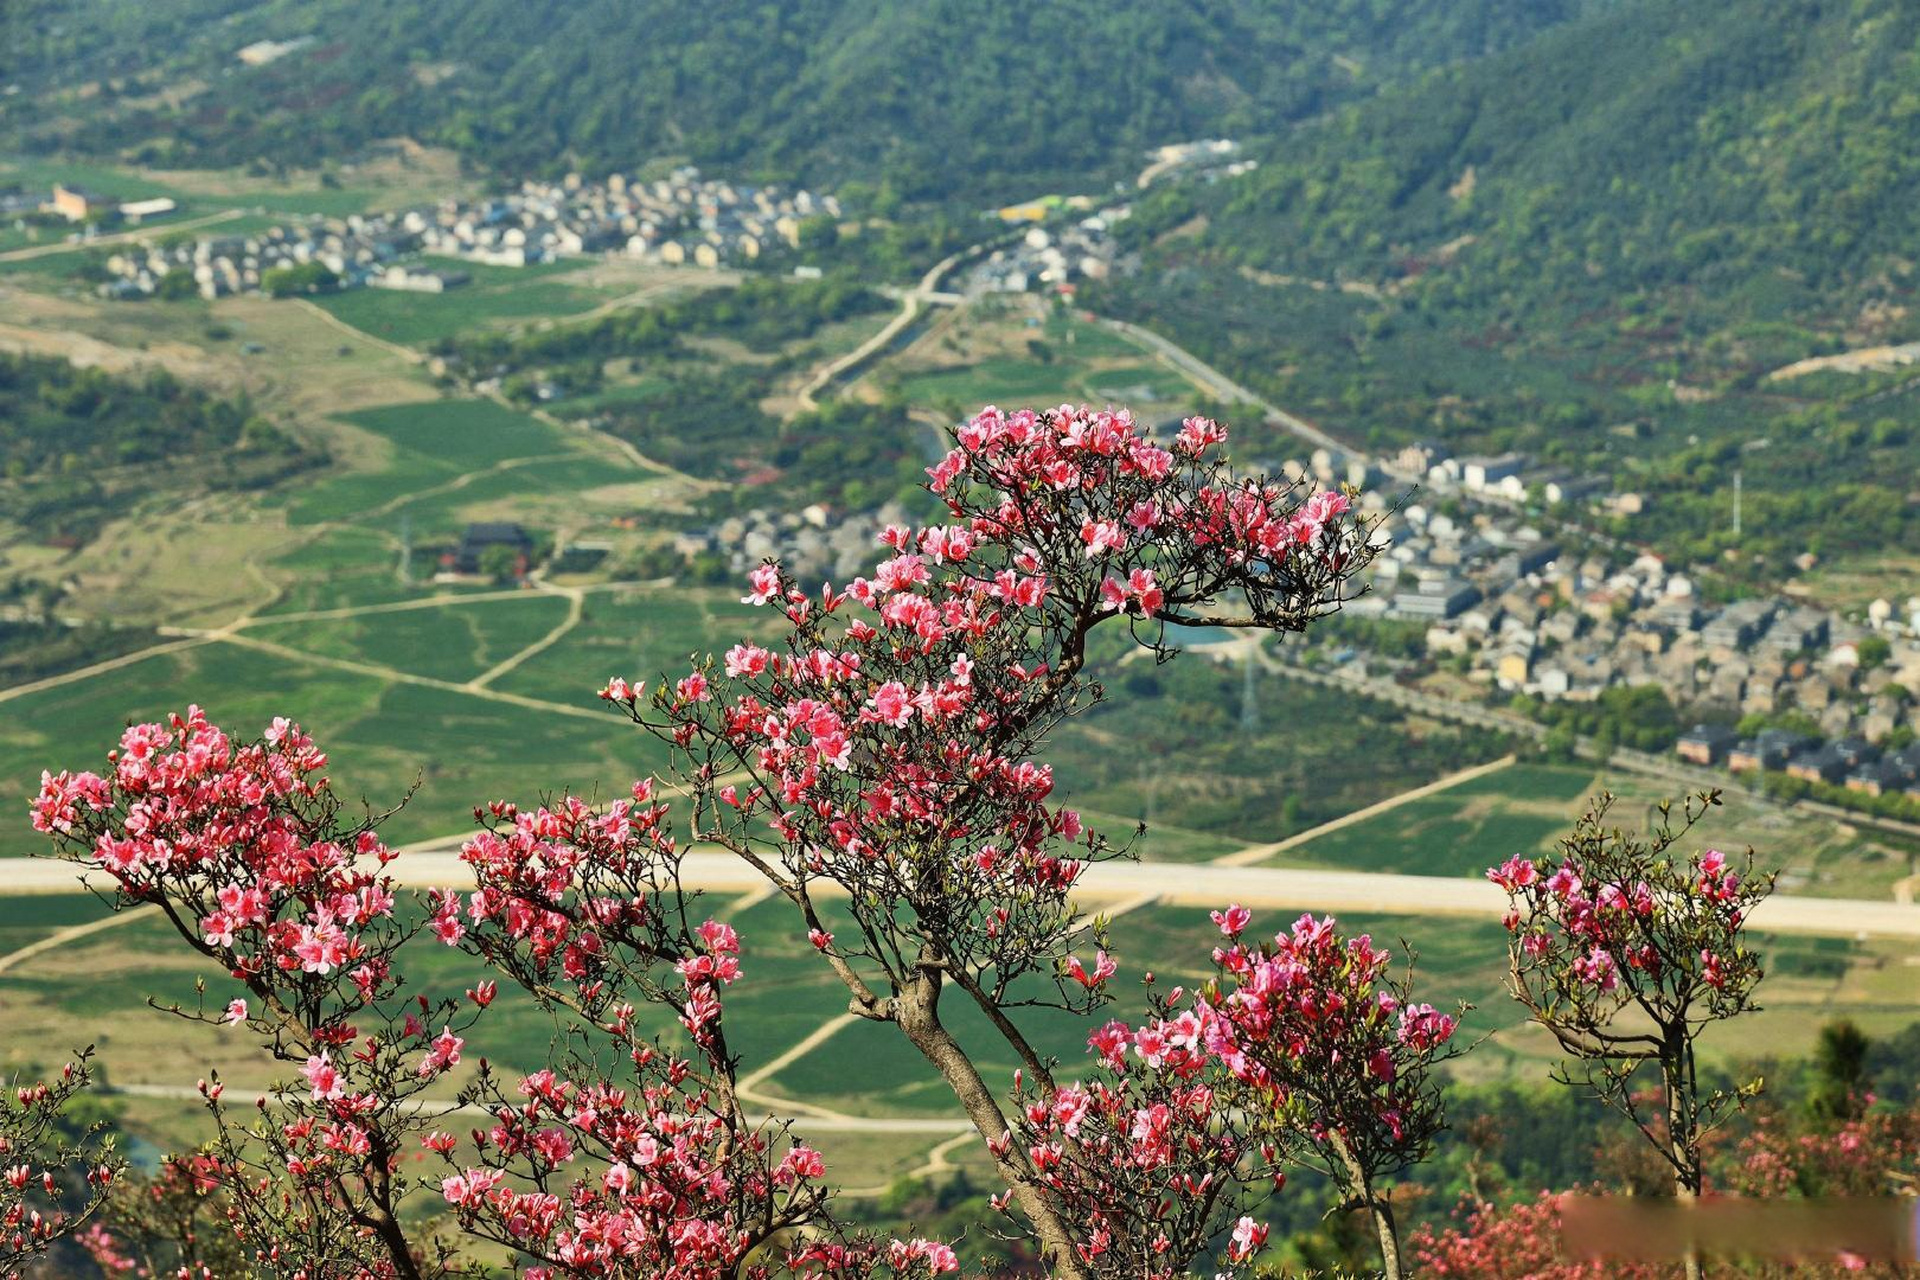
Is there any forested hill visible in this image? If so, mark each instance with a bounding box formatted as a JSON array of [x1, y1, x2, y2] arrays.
[[1086, 0, 1920, 582], [1135, 0, 1920, 335], [12, 0, 1600, 197]]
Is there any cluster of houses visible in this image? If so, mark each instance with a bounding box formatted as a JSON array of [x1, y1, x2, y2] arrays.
[[85, 166, 844, 300], [418, 169, 842, 269], [1679, 724, 1920, 803], [0, 182, 178, 240], [1290, 439, 1920, 748], [967, 216, 1124, 296], [1388, 440, 1637, 516], [92, 215, 467, 301], [668, 500, 918, 586]]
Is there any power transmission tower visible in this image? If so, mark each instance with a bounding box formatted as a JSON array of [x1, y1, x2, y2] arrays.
[[1732, 468, 1742, 539], [1240, 642, 1259, 734], [398, 512, 412, 583]]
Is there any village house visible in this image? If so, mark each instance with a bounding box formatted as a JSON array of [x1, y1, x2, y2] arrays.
[[1676, 724, 1740, 766]]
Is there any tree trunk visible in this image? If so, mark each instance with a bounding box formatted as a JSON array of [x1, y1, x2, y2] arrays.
[[1369, 1198, 1403, 1280], [892, 973, 1092, 1280], [1666, 1050, 1703, 1280], [1327, 1131, 1402, 1280]]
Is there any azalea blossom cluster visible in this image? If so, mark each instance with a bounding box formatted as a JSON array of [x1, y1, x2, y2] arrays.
[[1489, 838, 1765, 1017], [33, 708, 410, 1007], [1, 1051, 119, 1278], [32, 708, 485, 1278], [1730, 1105, 1920, 1199], [1411, 1190, 1660, 1280], [1001, 908, 1462, 1280], [1002, 995, 1277, 1280], [1202, 909, 1462, 1180], [603, 403, 1373, 1016], [439, 789, 854, 1278], [923, 406, 1368, 640]]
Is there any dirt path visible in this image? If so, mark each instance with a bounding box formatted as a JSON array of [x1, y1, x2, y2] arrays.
[[0, 636, 218, 707], [1212, 754, 1518, 868], [0, 904, 160, 977], [469, 580, 582, 689], [295, 297, 715, 490], [201, 630, 620, 723]]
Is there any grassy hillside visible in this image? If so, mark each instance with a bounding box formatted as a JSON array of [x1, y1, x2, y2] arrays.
[[10, 0, 1599, 197]]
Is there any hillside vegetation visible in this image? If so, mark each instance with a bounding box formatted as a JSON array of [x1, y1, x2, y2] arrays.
[[1095, 0, 1920, 582], [0, 352, 315, 544], [11, 0, 1598, 197]]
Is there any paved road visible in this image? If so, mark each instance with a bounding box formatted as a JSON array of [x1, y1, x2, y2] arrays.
[[797, 248, 968, 409], [1094, 315, 1353, 459], [6, 851, 1915, 940], [105, 1082, 973, 1135]]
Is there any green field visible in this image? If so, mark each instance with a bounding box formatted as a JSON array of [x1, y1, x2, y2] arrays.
[[0, 642, 657, 851], [244, 594, 573, 684], [1275, 763, 1595, 877], [489, 588, 770, 705], [5, 867, 1919, 1190], [277, 398, 581, 526], [1270, 761, 1916, 899], [312, 259, 614, 345]]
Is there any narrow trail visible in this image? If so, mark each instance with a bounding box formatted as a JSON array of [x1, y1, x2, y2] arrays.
[[99, 1082, 972, 1134], [736, 1014, 863, 1119], [203, 630, 621, 723], [0, 904, 160, 977], [1213, 754, 1518, 868], [469, 580, 582, 689], [0, 636, 218, 706], [838, 1130, 981, 1199]]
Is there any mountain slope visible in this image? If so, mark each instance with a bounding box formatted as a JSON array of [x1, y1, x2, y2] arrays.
[[8, 0, 1600, 196], [1144, 0, 1920, 326], [1092, 0, 1920, 582]]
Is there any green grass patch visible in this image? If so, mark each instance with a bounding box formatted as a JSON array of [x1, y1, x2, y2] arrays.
[[244, 594, 571, 684], [1280, 763, 1597, 877], [0, 641, 657, 852], [278, 398, 577, 525], [311, 258, 612, 346], [489, 587, 759, 706]]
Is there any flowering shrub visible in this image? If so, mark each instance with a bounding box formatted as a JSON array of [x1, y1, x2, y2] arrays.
[[601, 405, 1374, 1277], [434, 790, 854, 1279], [33, 708, 482, 1277], [1, 1049, 119, 1278], [1001, 998, 1276, 1280], [1730, 1105, 1920, 1200], [32, 404, 1386, 1279], [1489, 791, 1773, 1280], [1411, 1190, 1660, 1279], [1202, 910, 1463, 1280]]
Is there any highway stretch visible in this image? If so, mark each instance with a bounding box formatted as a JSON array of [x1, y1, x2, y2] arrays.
[[4, 849, 1917, 940]]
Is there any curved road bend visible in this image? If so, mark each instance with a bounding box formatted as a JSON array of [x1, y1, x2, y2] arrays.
[[5, 852, 1915, 941]]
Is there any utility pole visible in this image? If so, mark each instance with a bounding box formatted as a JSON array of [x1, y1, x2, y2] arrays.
[[398, 512, 412, 583]]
